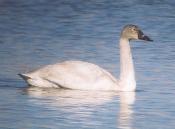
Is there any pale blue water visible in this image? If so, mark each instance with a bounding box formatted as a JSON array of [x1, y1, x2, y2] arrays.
[[0, 0, 175, 129]]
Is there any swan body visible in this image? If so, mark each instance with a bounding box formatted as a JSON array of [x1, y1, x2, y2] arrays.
[[19, 25, 152, 91], [19, 61, 118, 90]]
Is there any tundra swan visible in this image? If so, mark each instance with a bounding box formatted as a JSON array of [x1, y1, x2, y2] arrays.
[[19, 24, 152, 91]]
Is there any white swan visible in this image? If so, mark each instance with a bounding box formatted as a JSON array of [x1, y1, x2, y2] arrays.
[[19, 24, 152, 91]]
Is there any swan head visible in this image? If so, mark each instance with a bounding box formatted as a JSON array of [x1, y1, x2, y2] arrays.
[[121, 24, 153, 41]]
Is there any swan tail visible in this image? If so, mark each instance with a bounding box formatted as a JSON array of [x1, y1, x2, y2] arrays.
[[18, 73, 32, 80]]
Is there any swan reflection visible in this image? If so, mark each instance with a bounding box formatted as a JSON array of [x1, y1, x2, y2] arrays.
[[25, 87, 135, 128], [118, 92, 135, 129], [26, 87, 116, 106]]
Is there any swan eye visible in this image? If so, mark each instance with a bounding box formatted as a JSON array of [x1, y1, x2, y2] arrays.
[[131, 28, 136, 32]]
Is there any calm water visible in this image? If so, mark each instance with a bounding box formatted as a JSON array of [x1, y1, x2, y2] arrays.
[[0, 0, 175, 129]]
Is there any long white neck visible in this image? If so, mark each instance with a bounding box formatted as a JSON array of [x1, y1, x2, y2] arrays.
[[119, 38, 136, 91]]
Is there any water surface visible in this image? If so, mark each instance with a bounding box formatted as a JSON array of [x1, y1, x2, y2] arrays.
[[0, 0, 175, 129]]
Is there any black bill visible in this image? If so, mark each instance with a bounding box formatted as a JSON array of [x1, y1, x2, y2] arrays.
[[138, 30, 153, 41]]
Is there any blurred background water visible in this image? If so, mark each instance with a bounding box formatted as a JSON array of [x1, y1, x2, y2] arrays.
[[0, 0, 175, 129]]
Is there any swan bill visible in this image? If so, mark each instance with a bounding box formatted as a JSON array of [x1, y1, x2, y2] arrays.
[[138, 30, 153, 41]]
